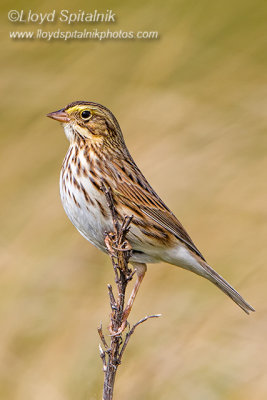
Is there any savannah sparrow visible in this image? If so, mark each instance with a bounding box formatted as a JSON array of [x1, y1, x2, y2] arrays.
[[47, 101, 254, 322]]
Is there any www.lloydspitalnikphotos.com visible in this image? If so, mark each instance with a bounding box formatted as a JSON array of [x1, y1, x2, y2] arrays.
[[8, 10, 116, 24]]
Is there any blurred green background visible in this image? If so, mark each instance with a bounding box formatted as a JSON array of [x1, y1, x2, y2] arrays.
[[1, 0, 266, 399]]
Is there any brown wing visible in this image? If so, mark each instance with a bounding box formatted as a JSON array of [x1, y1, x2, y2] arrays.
[[109, 159, 206, 261]]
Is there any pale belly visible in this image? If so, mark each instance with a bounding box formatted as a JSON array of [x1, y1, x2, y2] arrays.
[[60, 171, 112, 253], [59, 171, 162, 264]]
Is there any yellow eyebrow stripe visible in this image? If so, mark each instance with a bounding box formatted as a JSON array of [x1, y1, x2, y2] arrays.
[[66, 105, 93, 114]]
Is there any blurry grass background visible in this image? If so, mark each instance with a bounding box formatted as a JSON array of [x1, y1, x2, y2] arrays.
[[1, 0, 267, 399]]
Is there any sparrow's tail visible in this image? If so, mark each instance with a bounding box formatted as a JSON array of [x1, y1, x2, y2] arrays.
[[200, 261, 255, 314]]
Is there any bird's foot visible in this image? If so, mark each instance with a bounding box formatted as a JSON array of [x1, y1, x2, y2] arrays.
[[108, 305, 131, 336], [108, 318, 128, 336], [104, 234, 116, 256]]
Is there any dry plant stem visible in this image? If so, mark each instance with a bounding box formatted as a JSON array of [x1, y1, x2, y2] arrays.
[[99, 184, 161, 400]]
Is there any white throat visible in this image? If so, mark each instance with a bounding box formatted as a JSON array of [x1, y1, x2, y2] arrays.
[[63, 123, 75, 143]]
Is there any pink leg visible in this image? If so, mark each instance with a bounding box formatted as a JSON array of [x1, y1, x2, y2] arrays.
[[110, 263, 147, 335], [123, 263, 147, 321]]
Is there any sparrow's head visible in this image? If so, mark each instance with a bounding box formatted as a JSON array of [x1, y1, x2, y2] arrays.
[[47, 101, 124, 146]]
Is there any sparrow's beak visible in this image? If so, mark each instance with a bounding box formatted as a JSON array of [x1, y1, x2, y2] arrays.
[[46, 109, 70, 123]]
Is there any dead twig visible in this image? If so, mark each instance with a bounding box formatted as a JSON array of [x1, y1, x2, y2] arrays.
[[99, 183, 161, 400]]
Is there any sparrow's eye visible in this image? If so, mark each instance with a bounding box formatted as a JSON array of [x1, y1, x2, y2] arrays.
[[81, 110, 91, 120]]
